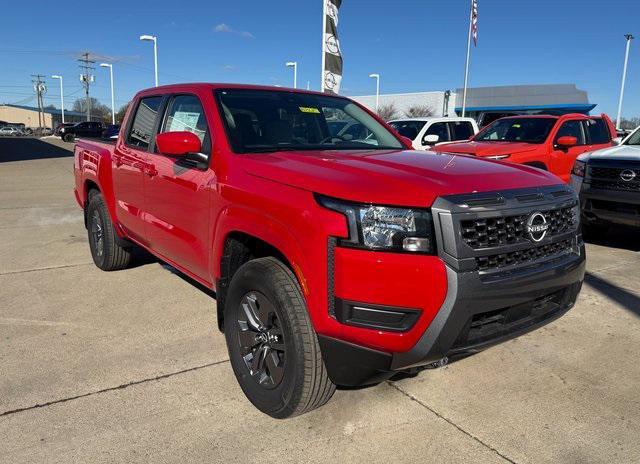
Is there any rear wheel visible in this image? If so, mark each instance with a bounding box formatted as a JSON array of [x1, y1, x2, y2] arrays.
[[224, 257, 335, 418], [86, 192, 131, 271]]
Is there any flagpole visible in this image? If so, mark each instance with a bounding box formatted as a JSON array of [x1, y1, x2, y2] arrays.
[[321, 0, 327, 92], [461, 1, 473, 117]]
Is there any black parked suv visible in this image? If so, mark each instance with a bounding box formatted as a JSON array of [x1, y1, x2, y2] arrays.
[[571, 126, 640, 235], [60, 121, 104, 142]]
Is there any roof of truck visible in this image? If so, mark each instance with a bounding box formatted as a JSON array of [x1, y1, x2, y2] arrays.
[[136, 82, 332, 97]]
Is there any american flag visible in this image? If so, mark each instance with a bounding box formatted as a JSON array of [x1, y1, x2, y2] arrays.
[[471, 0, 478, 46]]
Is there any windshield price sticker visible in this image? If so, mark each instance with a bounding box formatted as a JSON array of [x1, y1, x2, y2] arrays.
[[299, 107, 321, 114]]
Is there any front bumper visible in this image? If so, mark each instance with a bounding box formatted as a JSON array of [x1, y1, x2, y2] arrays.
[[580, 183, 640, 228], [318, 185, 585, 386]]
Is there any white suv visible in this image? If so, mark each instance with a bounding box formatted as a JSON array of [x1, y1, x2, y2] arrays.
[[388, 117, 479, 150]]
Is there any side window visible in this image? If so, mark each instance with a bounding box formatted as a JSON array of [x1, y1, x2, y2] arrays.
[[585, 119, 611, 144], [449, 121, 474, 141], [424, 122, 449, 143], [555, 120, 585, 145], [161, 95, 210, 154], [127, 96, 163, 150]]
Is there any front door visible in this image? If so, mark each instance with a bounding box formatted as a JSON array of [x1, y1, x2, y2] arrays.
[[112, 95, 163, 244], [143, 94, 213, 280], [550, 120, 587, 182]]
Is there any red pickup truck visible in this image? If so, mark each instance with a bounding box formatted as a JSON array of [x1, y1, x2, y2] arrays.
[[74, 83, 585, 418], [432, 114, 616, 182]]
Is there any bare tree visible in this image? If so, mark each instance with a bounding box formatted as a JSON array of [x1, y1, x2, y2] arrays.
[[72, 97, 112, 123], [617, 117, 640, 131], [115, 103, 131, 124], [377, 103, 399, 121], [404, 105, 434, 118]]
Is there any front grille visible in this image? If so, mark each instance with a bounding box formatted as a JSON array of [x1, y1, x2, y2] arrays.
[[476, 239, 572, 272], [590, 179, 640, 192], [590, 166, 627, 179], [461, 206, 575, 249]]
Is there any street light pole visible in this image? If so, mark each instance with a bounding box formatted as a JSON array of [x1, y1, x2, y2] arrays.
[[616, 34, 634, 131], [369, 73, 380, 112], [51, 75, 64, 124], [140, 34, 158, 87], [99, 63, 115, 125], [286, 61, 298, 89]]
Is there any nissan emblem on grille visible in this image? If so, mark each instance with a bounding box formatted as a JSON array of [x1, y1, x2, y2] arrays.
[[620, 169, 636, 182], [526, 212, 549, 242]]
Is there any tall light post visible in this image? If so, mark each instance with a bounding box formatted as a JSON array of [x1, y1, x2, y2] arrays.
[[616, 34, 634, 131], [50, 75, 64, 124], [99, 63, 115, 125], [369, 73, 380, 112], [140, 34, 158, 87], [286, 61, 298, 89]]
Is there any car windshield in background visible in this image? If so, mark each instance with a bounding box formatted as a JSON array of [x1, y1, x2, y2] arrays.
[[215, 89, 404, 153], [625, 129, 640, 146], [388, 121, 426, 139], [475, 117, 556, 144]]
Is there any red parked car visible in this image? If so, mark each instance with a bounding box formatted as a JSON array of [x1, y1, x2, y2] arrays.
[[432, 113, 616, 182], [73, 84, 585, 417]]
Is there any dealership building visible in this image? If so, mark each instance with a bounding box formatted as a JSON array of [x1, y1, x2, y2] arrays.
[[353, 83, 596, 123], [0, 104, 86, 129]]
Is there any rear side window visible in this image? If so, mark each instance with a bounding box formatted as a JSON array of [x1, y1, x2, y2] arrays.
[[127, 96, 163, 149], [585, 119, 611, 144], [555, 120, 585, 145], [161, 94, 210, 154], [448, 121, 474, 140], [388, 121, 426, 140]]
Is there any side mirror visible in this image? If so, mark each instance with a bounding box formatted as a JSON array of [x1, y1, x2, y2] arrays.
[[423, 134, 440, 144], [156, 131, 201, 157], [556, 136, 577, 148], [400, 136, 414, 148], [612, 137, 622, 145]]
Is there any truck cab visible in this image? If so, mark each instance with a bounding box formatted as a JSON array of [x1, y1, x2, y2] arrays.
[[388, 117, 479, 150]]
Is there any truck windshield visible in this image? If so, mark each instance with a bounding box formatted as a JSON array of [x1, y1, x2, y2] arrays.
[[215, 89, 404, 153], [625, 129, 640, 146], [475, 117, 556, 144]]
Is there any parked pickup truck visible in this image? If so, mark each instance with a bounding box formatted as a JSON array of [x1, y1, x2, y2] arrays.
[[74, 84, 585, 418], [432, 114, 616, 182], [571, 125, 640, 235], [388, 117, 479, 150]]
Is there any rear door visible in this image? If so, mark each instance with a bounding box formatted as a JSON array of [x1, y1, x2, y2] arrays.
[[143, 93, 213, 279], [112, 95, 163, 244], [584, 117, 614, 152], [549, 119, 587, 182], [447, 120, 475, 142]]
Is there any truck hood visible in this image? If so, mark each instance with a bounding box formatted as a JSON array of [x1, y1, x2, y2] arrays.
[[432, 141, 540, 157], [578, 144, 640, 163], [241, 149, 561, 206]]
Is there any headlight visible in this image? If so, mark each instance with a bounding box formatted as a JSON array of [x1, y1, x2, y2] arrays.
[[572, 160, 586, 177], [316, 195, 435, 253]]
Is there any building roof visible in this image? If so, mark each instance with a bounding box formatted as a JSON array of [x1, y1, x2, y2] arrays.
[[453, 84, 595, 112], [0, 103, 85, 117]]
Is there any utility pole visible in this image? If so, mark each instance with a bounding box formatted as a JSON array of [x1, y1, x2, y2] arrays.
[[31, 74, 46, 130], [78, 52, 95, 121]]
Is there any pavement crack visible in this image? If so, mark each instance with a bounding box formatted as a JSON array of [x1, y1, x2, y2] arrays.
[[388, 381, 519, 464], [0, 359, 229, 418], [0, 263, 92, 276]]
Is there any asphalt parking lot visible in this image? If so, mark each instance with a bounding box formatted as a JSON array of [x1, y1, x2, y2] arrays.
[[1, 137, 639, 464]]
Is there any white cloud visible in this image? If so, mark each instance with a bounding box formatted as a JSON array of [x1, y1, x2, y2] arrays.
[[222, 65, 237, 71], [214, 23, 254, 39]]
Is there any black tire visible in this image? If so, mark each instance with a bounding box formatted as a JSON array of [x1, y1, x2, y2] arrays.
[[86, 191, 131, 271], [63, 133, 74, 143], [224, 257, 335, 418]]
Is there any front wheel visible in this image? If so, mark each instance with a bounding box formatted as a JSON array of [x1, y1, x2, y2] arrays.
[[224, 257, 335, 418], [63, 133, 74, 142]]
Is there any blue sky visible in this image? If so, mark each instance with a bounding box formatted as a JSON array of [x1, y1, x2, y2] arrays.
[[1, 0, 639, 118]]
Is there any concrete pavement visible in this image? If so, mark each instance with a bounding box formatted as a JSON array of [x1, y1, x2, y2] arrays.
[[1, 137, 639, 463]]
